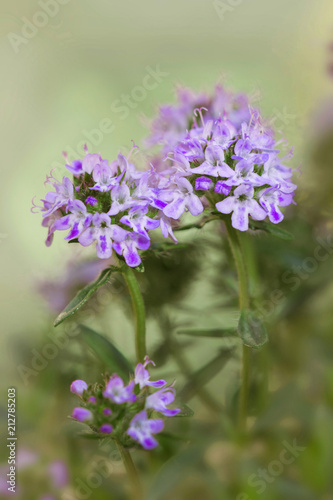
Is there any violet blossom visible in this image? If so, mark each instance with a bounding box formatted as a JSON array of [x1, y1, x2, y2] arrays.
[[144, 84, 297, 233], [127, 411, 164, 450], [70, 356, 181, 451], [103, 375, 136, 404]]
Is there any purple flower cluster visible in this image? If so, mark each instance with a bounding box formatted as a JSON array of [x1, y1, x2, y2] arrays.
[[33, 147, 171, 267], [146, 86, 297, 231], [34, 85, 297, 250], [146, 84, 252, 152], [70, 356, 180, 450]]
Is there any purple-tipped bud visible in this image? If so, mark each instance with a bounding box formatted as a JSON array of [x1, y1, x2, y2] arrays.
[[215, 181, 232, 196], [195, 176, 213, 191], [86, 196, 98, 206], [103, 408, 112, 416], [72, 407, 92, 422], [99, 424, 113, 434], [88, 396, 96, 404], [70, 380, 88, 397]]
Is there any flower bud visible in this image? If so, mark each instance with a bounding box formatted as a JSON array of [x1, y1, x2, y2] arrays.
[[72, 407, 92, 422], [70, 380, 88, 397]]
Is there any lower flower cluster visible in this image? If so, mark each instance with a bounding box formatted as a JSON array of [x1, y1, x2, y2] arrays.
[[70, 356, 180, 450]]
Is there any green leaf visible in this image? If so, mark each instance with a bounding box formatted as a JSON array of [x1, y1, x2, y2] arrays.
[[177, 328, 238, 338], [249, 220, 294, 240], [54, 267, 119, 327], [77, 431, 104, 440], [179, 348, 234, 402], [148, 241, 189, 253], [79, 325, 132, 380], [237, 309, 268, 348], [174, 403, 194, 417]]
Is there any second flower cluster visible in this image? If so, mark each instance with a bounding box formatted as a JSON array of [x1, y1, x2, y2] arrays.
[[70, 356, 180, 450]]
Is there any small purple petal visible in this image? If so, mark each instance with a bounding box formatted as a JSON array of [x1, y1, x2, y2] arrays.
[[195, 176, 213, 191]]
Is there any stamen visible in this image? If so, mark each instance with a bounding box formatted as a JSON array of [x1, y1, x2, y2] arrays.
[[127, 140, 139, 160], [193, 107, 208, 128]]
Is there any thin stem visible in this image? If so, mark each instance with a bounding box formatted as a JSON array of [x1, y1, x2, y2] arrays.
[[122, 267, 146, 363], [117, 442, 143, 500], [224, 219, 249, 310], [224, 219, 251, 431]]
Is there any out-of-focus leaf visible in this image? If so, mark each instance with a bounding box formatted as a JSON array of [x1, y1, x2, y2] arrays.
[[146, 445, 204, 500], [150, 341, 171, 367], [174, 403, 194, 417], [180, 348, 234, 402], [249, 220, 294, 240], [238, 310, 268, 348], [177, 328, 238, 338], [79, 325, 132, 380], [77, 432, 104, 440], [143, 243, 201, 314], [148, 241, 189, 253], [276, 479, 318, 500], [254, 382, 314, 431], [54, 267, 119, 326]]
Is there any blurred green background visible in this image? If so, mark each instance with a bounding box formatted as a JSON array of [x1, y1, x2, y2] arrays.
[[1, 0, 333, 499]]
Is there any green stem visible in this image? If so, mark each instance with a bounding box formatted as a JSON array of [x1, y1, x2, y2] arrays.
[[122, 267, 146, 363], [117, 443, 143, 500], [224, 219, 251, 431]]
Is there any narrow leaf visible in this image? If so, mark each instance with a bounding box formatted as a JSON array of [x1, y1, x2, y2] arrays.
[[237, 309, 268, 348], [249, 220, 294, 240], [177, 328, 238, 338], [148, 242, 189, 253], [77, 432, 105, 440], [54, 267, 118, 326], [174, 403, 194, 417], [180, 348, 234, 402], [79, 325, 132, 380]]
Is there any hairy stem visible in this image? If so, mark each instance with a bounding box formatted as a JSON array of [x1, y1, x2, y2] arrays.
[[122, 267, 146, 363], [224, 219, 251, 431], [117, 443, 143, 500]]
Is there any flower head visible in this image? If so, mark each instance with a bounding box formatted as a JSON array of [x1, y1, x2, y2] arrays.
[[34, 148, 175, 266], [216, 184, 267, 232], [144, 85, 297, 232], [127, 411, 164, 450], [145, 386, 181, 417], [134, 356, 166, 390], [70, 356, 182, 450], [103, 375, 136, 404]]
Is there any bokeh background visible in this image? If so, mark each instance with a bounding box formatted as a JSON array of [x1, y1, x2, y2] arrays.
[[1, 0, 333, 499]]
